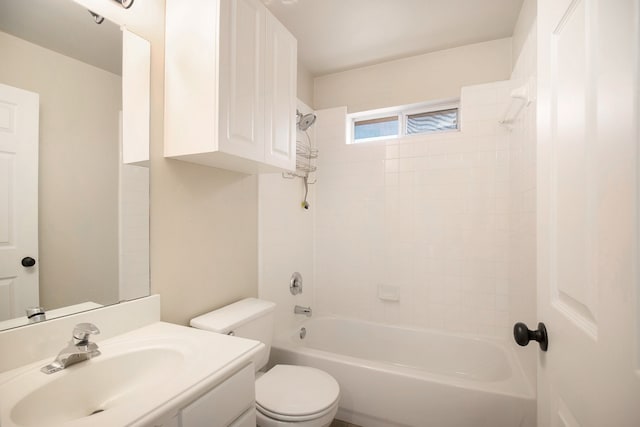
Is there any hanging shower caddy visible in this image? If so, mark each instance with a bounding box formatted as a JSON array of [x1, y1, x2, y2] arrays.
[[283, 110, 318, 209]]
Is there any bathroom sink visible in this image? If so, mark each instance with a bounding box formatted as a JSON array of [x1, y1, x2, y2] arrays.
[[10, 347, 184, 427], [0, 322, 263, 427]]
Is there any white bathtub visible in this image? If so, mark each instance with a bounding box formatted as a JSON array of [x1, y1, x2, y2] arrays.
[[270, 316, 535, 427]]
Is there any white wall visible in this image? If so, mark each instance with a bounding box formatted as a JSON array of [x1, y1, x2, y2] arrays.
[[75, 0, 260, 327], [314, 38, 512, 113], [297, 62, 314, 108], [0, 30, 121, 310], [511, 0, 537, 69], [508, 0, 538, 392], [313, 81, 515, 337]]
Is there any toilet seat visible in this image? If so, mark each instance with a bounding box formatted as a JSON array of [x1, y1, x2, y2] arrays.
[[255, 365, 340, 422], [256, 401, 338, 422]]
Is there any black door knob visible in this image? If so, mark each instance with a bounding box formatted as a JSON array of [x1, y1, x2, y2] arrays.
[[513, 322, 548, 351], [21, 257, 36, 267]]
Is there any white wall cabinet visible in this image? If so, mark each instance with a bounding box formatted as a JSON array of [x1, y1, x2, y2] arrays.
[[153, 363, 256, 427], [264, 12, 298, 170], [164, 0, 297, 174]]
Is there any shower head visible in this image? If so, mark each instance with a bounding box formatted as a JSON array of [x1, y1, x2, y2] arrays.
[[297, 111, 316, 131]]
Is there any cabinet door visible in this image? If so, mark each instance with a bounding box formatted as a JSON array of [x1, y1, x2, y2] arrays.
[[218, 0, 265, 162], [264, 12, 297, 171], [180, 364, 255, 427], [164, 0, 220, 158], [229, 408, 256, 427], [152, 415, 179, 427]]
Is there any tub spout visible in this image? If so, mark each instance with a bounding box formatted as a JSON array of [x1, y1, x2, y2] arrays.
[[294, 305, 312, 317]]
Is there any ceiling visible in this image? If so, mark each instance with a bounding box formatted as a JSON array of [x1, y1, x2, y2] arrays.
[[1, 1, 523, 79], [264, 0, 524, 76], [0, 0, 122, 75]]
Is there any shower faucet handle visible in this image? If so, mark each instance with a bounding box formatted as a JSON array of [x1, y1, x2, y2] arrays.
[[290, 272, 303, 295]]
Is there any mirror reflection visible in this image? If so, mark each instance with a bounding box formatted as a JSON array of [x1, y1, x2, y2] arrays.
[[0, 0, 150, 330]]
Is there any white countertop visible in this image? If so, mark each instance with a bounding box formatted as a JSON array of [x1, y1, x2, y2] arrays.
[[0, 321, 263, 427]]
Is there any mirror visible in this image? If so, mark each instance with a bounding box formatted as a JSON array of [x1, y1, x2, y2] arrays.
[[0, 0, 150, 330]]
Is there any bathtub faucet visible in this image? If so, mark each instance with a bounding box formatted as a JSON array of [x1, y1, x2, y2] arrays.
[[294, 305, 312, 317]]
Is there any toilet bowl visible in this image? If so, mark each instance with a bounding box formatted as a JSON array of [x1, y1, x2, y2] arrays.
[[190, 298, 340, 427], [255, 365, 339, 427]]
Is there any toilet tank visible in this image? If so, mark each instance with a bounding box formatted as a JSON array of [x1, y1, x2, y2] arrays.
[[190, 298, 276, 371]]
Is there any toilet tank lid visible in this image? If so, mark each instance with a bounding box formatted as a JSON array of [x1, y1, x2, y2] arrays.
[[190, 298, 276, 334]]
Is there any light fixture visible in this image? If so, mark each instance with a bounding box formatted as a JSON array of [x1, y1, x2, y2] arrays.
[[88, 0, 134, 25], [88, 10, 104, 24], [113, 0, 135, 9]]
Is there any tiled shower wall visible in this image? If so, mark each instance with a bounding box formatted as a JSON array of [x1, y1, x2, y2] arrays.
[[314, 81, 515, 338], [258, 174, 315, 332], [258, 103, 316, 333]]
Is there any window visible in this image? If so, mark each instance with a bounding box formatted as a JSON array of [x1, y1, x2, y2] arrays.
[[348, 100, 459, 144], [354, 116, 399, 140], [406, 108, 458, 134]]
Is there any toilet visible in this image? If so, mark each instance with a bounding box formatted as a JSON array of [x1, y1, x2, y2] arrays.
[[191, 298, 340, 427]]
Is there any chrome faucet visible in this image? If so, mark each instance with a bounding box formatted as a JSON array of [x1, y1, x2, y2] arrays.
[[294, 305, 312, 317], [41, 323, 101, 374]]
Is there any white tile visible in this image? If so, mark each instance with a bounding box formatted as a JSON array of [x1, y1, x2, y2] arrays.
[[261, 82, 534, 337], [386, 144, 399, 159], [495, 294, 509, 311], [385, 159, 399, 173], [399, 158, 414, 172], [398, 142, 415, 158]]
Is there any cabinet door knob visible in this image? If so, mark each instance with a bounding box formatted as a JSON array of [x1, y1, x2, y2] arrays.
[[21, 257, 36, 267], [513, 322, 548, 351]]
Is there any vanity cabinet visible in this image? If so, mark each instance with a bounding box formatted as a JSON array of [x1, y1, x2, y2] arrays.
[[154, 363, 256, 427], [164, 0, 297, 174]]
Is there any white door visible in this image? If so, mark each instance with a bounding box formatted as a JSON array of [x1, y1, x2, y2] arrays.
[[0, 83, 39, 321], [537, 0, 640, 425]]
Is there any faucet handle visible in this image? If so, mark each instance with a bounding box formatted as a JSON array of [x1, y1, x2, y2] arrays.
[[72, 323, 100, 345]]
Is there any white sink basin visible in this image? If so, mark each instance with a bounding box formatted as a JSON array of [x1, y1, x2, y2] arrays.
[[0, 322, 263, 427], [11, 347, 183, 426]]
